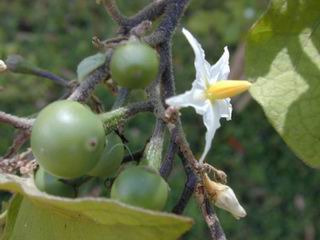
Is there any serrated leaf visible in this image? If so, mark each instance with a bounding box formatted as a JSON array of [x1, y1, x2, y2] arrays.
[[77, 53, 107, 81], [0, 174, 193, 240], [246, 0, 320, 168]]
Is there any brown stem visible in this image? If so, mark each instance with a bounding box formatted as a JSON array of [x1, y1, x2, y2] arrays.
[[68, 57, 111, 102], [172, 154, 197, 214], [148, 1, 227, 237], [195, 184, 227, 240], [122, 0, 168, 34], [2, 130, 31, 159], [31, 68, 70, 87], [0, 111, 34, 130], [102, 0, 128, 26], [143, 0, 190, 46], [160, 133, 178, 179]]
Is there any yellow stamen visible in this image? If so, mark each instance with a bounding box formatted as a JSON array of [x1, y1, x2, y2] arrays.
[[206, 80, 251, 100]]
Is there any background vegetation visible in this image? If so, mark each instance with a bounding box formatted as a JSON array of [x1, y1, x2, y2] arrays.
[[0, 0, 319, 239]]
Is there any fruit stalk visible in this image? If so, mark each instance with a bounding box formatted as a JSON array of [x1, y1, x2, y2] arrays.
[[142, 119, 166, 171], [98, 101, 153, 133], [5, 55, 69, 87], [0, 111, 34, 129]]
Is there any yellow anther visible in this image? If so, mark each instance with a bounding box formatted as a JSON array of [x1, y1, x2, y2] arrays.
[[206, 80, 251, 100]]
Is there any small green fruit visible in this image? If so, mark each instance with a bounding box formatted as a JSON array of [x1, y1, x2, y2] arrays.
[[34, 167, 76, 198], [111, 166, 168, 211], [89, 132, 124, 178], [110, 42, 159, 89], [31, 100, 106, 179]]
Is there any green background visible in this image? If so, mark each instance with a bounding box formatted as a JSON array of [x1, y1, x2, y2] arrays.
[[0, 0, 319, 239]]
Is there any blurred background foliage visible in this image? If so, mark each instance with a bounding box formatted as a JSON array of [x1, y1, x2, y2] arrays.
[[0, 0, 319, 239]]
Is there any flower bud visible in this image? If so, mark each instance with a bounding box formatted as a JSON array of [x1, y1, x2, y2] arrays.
[[0, 60, 7, 73], [206, 80, 251, 100], [203, 174, 246, 219]]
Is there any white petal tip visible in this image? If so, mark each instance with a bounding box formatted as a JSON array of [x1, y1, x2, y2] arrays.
[[182, 28, 188, 34], [223, 47, 230, 59], [0, 60, 7, 72], [232, 205, 247, 220]]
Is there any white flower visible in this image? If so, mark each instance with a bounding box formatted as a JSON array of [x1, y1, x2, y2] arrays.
[[0, 60, 7, 73], [166, 28, 251, 163], [204, 174, 246, 219]]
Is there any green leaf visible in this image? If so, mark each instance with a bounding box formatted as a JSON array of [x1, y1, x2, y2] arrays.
[[77, 53, 107, 81], [0, 174, 193, 240], [246, 0, 320, 168], [1, 195, 22, 240]]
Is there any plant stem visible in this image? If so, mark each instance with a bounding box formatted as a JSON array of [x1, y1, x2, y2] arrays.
[[160, 132, 178, 179], [0, 111, 34, 129], [172, 155, 197, 214], [123, 0, 168, 33], [98, 101, 153, 132], [102, 0, 128, 27], [68, 65, 110, 102], [111, 88, 129, 110], [31, 68, 69, 87], [195, 184, 227, 240], [142, 119, 166, 171]]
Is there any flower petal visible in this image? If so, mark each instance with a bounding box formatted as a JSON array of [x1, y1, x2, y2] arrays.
[[182, 28, 210, 88], [166, 87, 208, 114], [216, 98, 232, 120], [214, 186, 247, 220], [0, 60, 7, 72], [199, 104, 221, 163], [209, 46, 230, 83]]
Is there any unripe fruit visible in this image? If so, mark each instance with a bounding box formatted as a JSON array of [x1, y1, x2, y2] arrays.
[[111, 166, 168, 211], [31, 100, 106, 179], [89, 132, 124, 178], [110, 42, 159, 89], [34, 167, 76, 198]]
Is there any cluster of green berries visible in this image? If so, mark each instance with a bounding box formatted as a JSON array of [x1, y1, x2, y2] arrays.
[[31, 42, 168, 211]]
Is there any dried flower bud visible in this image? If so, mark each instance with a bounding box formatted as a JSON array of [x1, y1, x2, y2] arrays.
[[203, 174, 246, 219], [0, 60, 7, 73]]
